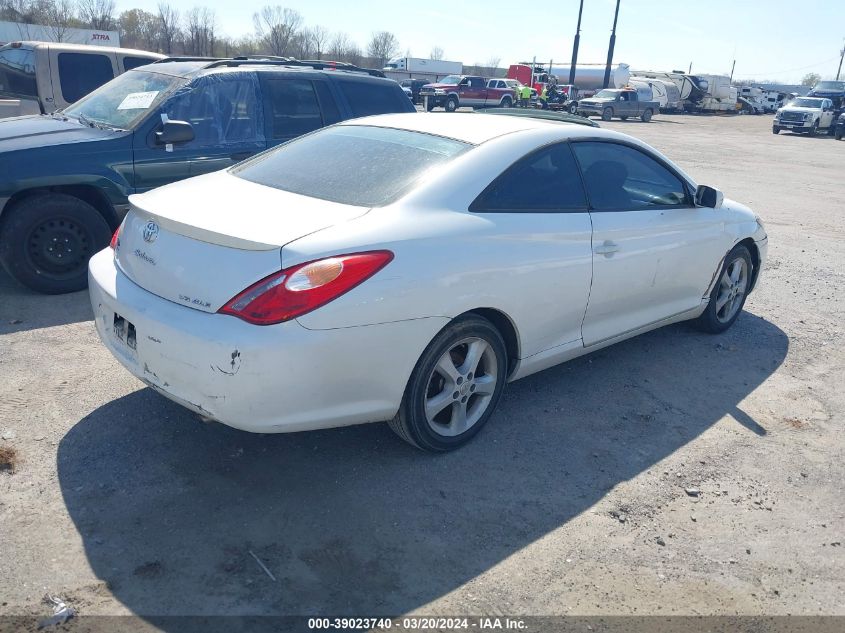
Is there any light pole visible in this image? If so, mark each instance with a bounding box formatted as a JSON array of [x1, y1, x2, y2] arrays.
[[603, 0, 621, 89], [569, 0, 584, 85]]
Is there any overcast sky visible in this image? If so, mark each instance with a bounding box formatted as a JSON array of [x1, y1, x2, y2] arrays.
[[114, 0, 845, 83]]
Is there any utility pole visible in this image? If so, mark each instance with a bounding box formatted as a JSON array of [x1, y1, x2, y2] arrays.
[[730, 59, 736, 82], [837, 38, 844, 81], [569, 0, 584, 85], [602, 0, 621, 89]]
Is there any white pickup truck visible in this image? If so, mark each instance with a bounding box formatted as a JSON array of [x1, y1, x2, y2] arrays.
[[0, 41, 162, 119], [772, 96, 837, 136]]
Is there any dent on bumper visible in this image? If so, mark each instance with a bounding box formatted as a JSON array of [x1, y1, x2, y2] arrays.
[[88, 248, 448, 433]]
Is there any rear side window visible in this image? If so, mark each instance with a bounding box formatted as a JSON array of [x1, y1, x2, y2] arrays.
[[335, 79, 411, 117], [265, 78, 323, 138], [58, 52, 114, 103], [232, 125, 471, 207], [0, 47, 37, 97], [123, 56, 154, 71], [471, 143, 587, 212], [572, 141, 688, 210]]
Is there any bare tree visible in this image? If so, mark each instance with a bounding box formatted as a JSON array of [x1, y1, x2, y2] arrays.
[[185, 7, 215, 56], [485, 56, 501, 77], [309, 24, 329, 60], [801, 72, 821, 87], [45, 0, 76, 42], [118, 8, 159, 50], [0, 0, 51, 24], [157, 2, 180, 54], [78, 0, 115, 30], [430, 46, 444, 61], [366, 31, 399, 68], [253, 5, 302, 56]]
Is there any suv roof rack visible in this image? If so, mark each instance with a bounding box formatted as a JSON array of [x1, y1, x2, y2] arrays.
[[151, 55, 386, 78]]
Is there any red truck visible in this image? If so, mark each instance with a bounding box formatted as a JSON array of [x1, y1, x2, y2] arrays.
[[419, 75, 515, 112]]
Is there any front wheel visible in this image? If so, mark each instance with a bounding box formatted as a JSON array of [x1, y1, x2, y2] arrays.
[[568, 101, 578, 114], [389, 315, 508, 452], [0, 193, 112, 294], [445, 96, 459, 112], [641, 108, 653, 122], [601, 107, 613, 122], [772, 126, 780, 134], [500, 96, 512, 108], [693, 244, 753, 334], [808, 122, 818, 137]]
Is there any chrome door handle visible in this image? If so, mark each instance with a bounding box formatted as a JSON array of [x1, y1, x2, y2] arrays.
[[595, 240, 620, 256]]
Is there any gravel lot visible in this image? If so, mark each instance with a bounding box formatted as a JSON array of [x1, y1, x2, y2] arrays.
[[1, 113, 843, 625]]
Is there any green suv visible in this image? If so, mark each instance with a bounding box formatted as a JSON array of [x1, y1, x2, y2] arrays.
[[0, 57, 414, 294]]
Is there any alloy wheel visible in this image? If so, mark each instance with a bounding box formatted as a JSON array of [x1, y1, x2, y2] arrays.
[[715, 257, 749, 324], [423, 337, 499, 437]]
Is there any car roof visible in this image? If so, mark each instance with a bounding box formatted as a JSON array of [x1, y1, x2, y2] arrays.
[[144, 58, 388, 81], [339, 112, 624, 145], [3, 41, 164, 57]]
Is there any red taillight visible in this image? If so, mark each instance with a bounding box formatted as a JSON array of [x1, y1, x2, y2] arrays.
[[218, 250, 394, 325], [109, 226, 121, 249]]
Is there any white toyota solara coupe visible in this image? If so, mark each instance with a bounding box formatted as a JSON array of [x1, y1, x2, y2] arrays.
[[89, 112, 768, 451]]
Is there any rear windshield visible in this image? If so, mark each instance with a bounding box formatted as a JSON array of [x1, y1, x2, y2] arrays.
[[232, 125, 472, 207]]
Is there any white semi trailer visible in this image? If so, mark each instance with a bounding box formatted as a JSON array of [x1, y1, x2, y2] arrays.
[[382, 57, 462, 82]]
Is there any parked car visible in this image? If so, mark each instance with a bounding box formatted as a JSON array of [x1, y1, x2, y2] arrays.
[[772, 97, 836, 135], [836, 112, 845, 140], [0, 57, 414, 294], [578, 87, 659, 121], [399, 78, 429, 104], [0, 41, 163, 119], [419, 75, 514, 111], [89, 112, 767, 452]]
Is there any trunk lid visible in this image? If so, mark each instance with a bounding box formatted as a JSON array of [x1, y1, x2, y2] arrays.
[[116, 170, 369, 312]]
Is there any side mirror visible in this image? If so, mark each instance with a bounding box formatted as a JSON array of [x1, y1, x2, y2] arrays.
[[156, 120, 194, 145], [695, 184, 724, 209]]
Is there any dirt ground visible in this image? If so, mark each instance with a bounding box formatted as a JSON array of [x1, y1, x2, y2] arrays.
[[0, 113, 843, 627]]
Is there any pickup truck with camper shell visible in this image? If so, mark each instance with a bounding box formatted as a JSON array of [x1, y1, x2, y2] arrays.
[[772, 96, 837, 136], [577, 87, 658, 122], [419, 75, 515, 112], [0, 41, 163, 119], [0, 57, 414, 294]]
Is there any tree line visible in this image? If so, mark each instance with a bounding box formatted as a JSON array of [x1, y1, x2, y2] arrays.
[[0, 0, 416, 68]]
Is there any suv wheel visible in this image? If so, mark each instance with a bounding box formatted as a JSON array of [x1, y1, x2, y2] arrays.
[[0, 193, 111, 294], [445, 96, 459, 112], [601, 107, 613, 121], [808, 121, 818, 137], [641, 108, 653, 122]]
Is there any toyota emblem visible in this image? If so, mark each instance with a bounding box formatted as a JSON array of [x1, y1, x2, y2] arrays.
[[143, 220, 159, 243]]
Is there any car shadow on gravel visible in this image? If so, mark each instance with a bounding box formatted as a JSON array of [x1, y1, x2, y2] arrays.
[[57, 311, 786, 620], [0, 269, 92, 334]]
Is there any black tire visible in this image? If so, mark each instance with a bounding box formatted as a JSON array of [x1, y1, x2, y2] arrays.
[[693, 244, 753, 334], [445, 96, 459, 112], [808, 121, 818, 137], [772, 127, 780, 134], [641, 108, 653, 122], [500, 96, 512, 108], [836, 130, 843, 140], [389, 315, 508, 452], [0, 193, 111, 294], [568, 101, 578, 114], [601, 107, 613, 122]]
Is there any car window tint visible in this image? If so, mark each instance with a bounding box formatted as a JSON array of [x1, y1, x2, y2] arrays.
[[471, 143, 587, 212], [265, 78, 323, 138], [58, 52, 114, 103], [232, 125, 471, 207], [163, 74, 263, 147], [571, 141, 687, 210], [313, 81, 341, 125], [123, 56, 154, 71], [0, 47, 37, 97], [336, 78, 411, 117]]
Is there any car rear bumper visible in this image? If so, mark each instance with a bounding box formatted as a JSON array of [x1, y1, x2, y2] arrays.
[[88, 248, 447, 433]]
